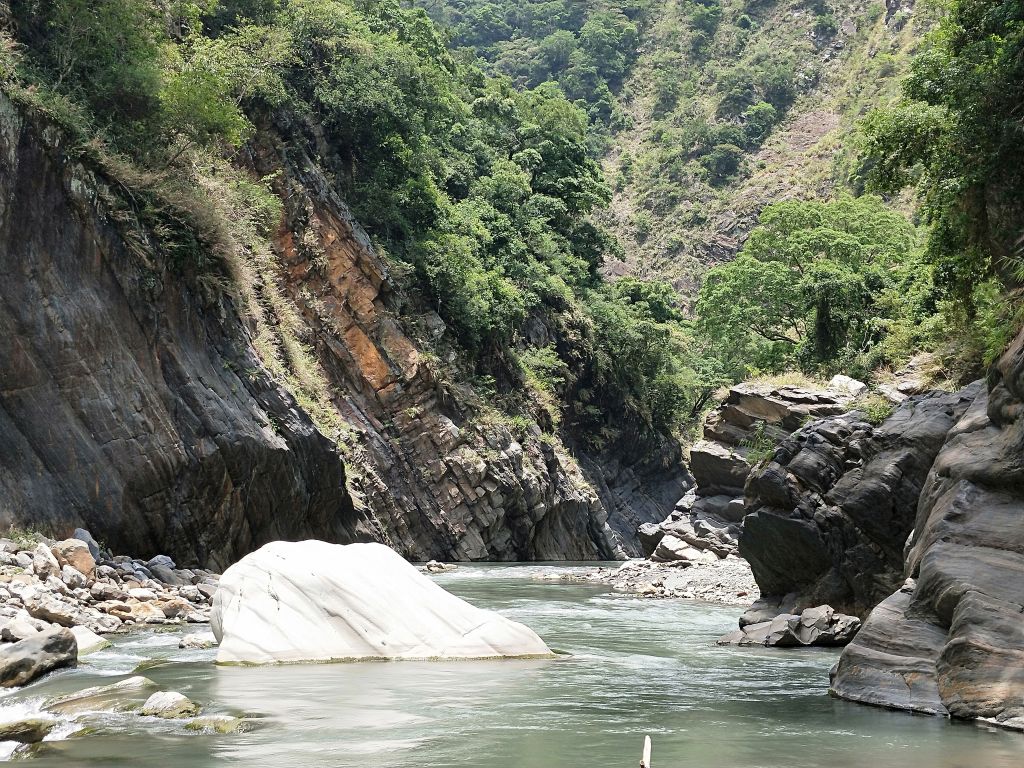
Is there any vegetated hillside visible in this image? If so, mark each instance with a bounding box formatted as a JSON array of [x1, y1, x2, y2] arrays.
[[0, 0, 704, 564], [420, 0, 932, 299], [600, 0, 932, 298]]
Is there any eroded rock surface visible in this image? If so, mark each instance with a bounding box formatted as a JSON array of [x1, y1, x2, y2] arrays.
[[211, 541, 553, 664], [719, 605, 860, 648], [741, 384, 980, 618], [831, 332, 1024, 729]]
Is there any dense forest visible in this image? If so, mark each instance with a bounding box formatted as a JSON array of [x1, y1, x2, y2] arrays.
[[1, 0, 1021, 445]]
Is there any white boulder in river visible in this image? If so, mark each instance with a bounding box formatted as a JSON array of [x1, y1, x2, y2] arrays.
[[210, 541, 553, 664]]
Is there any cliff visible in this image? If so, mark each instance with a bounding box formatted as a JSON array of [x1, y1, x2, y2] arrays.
[[741, 385, 979, 618], [830, 331, 1024, 729], [0, 93, 682, 566], [0, 93, 372, 570]]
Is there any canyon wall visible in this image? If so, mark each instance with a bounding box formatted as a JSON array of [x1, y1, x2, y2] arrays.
[[0, 94, 683, 567]]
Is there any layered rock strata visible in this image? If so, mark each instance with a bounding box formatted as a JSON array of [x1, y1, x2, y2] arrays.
[[831, 332, 1024, 729], [740, 384, 980, 619]]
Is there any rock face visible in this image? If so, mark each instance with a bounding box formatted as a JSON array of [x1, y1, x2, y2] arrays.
[[832, 332, 1024, 728], [248, 122, 683, 562], [740, 384, 980, 618], [0, 90, 682, 567], [0, 627, 76, 687], [0, 92, 374, 570], [211, 541, 553, 664], [718, 605, 860, 647], [639, 382, 859, 562]]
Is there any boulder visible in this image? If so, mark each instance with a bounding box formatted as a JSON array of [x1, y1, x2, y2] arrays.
[[61, 565, 87, 589], [0, 618, 40, 643], [636, 523, 665, 557], [651, 535, 717, 564], [141, 691, 199, 718], [72, 528, 101, 560], [719, 605, 860, 648], [689, 441, 749, 496], [828, 375, 868, 397], [30, 545, 60, 581], [179, 632, 216, 650], [211, 541, 553, 664], [0, 627, 77, 687], [50, 539, 96, 577], [70, 625, 111, 656], [0, 717, 55, 743]]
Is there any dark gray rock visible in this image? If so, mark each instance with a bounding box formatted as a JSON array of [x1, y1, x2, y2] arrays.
[[637, 523, 665, 557], [740, 384, 981, 617], [0, 627, 77, 688], [831, 335, 1024, 727], [689, 441, 750, 496], [719, 605, 860, 647], [72, 528, 101, 560]]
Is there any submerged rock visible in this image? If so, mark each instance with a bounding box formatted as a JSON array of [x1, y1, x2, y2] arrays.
[[211, 541, 553, 664], [0, 627, 77, 687], [719, 605, 860, 648], [185, 715, 248, 734], [45, 676, 158, 715]]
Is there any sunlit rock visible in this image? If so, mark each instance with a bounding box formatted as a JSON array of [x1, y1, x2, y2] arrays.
[[211, 541, 553, 664]]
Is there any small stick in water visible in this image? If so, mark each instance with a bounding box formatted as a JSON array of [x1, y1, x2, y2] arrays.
[[640, 735, 652, 768]]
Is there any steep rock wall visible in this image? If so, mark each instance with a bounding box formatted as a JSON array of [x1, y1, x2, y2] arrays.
[[0, 93, 374, 569], [248, 120, 681, 560], [831, 333, 1024, 729], [740, 385, 980, 618]]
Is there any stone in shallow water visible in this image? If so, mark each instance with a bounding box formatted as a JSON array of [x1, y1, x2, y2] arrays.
[[45, 676, 157, 715], [141, 691, 199, 718], [70, 625, 110, 656], [0, 717, 54, 743], [211, 541, 553, 664], [718, 605, 860, 648], [0, 627, 77, 687], [185, 715, 248, 734]]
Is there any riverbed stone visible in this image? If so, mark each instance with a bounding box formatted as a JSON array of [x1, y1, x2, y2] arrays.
[[51, 539, 96, 578], [70, 625, 111, 656], [0, 717, 55, 743], [141, 691, 200, 718], [179, 632, 217, 650], [45, 675, 158, 715], [719, 605, 860, 648], [0, 627, 77, 687]]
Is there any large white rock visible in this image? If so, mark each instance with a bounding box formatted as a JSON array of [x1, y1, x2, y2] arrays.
[[210, 541, 553, 664]]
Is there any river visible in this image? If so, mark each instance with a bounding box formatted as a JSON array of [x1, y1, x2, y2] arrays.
[[3, 564, 1022, 766]]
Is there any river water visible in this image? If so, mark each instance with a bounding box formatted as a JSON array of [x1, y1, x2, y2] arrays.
[[3, 564, 1022, 766]]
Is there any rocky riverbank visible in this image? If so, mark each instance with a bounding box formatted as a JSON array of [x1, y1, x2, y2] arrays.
[[0, 531, 216, 687], [577, 557, 759, 605]]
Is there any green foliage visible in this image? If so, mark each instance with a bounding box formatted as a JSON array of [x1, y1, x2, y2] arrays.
[[697, 196, 927, 375], [859, 0, 1024, 313], [741, 422, 775, 465], [856, 394, 895, 426], [418, 1, 651, 129]]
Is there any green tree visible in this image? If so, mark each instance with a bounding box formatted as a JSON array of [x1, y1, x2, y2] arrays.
[[697, 196, 920, 372], [859, 0, 1024, 311]]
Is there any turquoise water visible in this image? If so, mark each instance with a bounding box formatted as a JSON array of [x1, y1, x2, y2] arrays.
[[3, 564, 1021, 766]]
